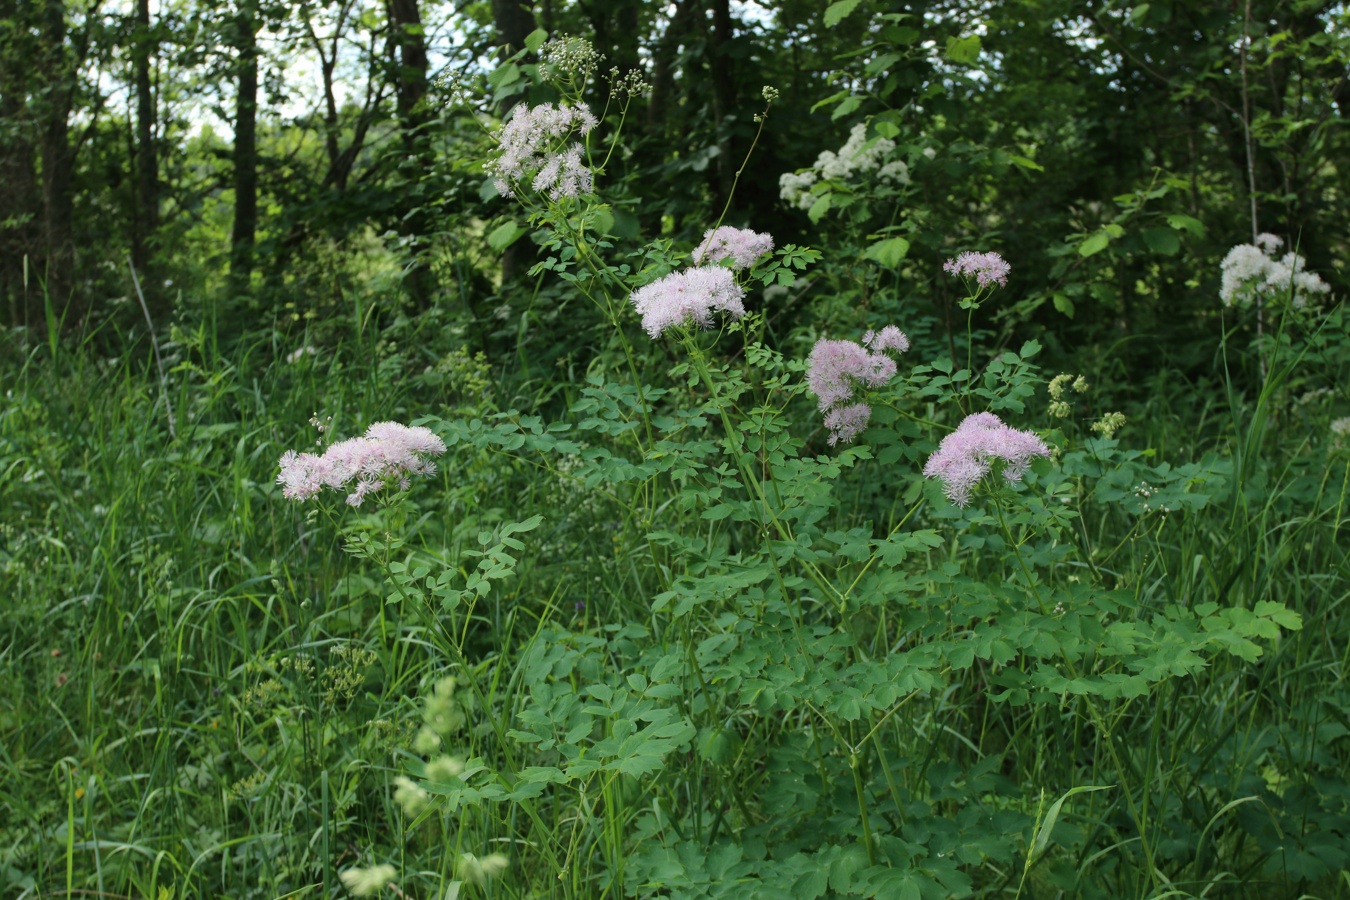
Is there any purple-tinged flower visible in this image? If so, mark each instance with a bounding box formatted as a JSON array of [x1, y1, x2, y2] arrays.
[[806, 332, 908, 444], [805, 339, 897, 412], [630, 265, 746, 338], [692, 226, 775, 271], [943, 251, 1011, 288], [824, 402, 872, 445], [862, 325, 910, 354], [923, 411, 1050, 506], [489, 102, 598, 200], [277, 421, 446, 507]]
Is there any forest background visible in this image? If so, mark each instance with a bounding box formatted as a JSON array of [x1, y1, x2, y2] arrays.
[[2, 0, 1350, 898]]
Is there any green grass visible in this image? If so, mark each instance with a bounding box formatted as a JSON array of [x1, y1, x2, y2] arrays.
[[1, 302, 1348, 900]]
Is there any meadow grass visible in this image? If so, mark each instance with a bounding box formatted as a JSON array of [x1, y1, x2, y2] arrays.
[[1, 294, 1348, 900]]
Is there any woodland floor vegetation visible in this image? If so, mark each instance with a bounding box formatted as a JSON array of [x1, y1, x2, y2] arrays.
[[3, 2, 1350, 898]]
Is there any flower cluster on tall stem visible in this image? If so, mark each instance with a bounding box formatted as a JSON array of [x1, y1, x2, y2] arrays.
[[487, 102, 598, 200], [923, 411, 1050, 506], [277, 421, 446, 507], [629, 226, 773, 339], [805, 327, 909, 444]]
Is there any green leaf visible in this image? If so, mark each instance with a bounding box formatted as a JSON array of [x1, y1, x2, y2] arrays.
[[1029, 785, 1114, 863], [862, 237, 910, 268], [1078, 231, 1111, 257], [873, 119, 901, 139], [524, 28, 548, 53], [488, 221, 526, 252], [830, 94, 863, 120], [1254, 600, 1302, 631], [824, 0, 862, 27], [1009, 154, 1044, 172], [1142, 227, 1181, 255], [1166, 213, 1205, 235], [810, 89, 851, 113], [502, 514, 544, 536], [807, 194, 833, 223], [487, 61, 520, 88], [1052, 292, 1075, 318], [589, 207, 615, 236], [945, 34, 982, 65]]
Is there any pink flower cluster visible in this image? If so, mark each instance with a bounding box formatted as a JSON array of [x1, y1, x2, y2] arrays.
[[692, 226, 775, 270], [489, 102, 598, 200], [630, 266, 747, 338], [805, 326, 909, 444], [277, 421, 447, 507], [628, 224, 773, 339], [943, 251, 1011, 289], [922, 412, 1049, 506]]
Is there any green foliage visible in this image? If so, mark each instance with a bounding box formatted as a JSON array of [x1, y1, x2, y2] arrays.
[[3, 3, 1350, 899]]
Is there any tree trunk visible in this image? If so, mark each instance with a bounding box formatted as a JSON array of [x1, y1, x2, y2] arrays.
[[37, 0, 77, 324], [705, 0, 736, 204], [0, 1, 41, 328], [491, 0, 536, 57], [387, 0, 435, 309], [648, 0, 694, 131], [229, 4, 259, 299], [132, 0, 161, 314]]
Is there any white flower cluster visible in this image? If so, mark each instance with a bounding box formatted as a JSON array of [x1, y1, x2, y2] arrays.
[[1220, 233, 1330, 309], [488, 102, 598, 200], [779, 122, 910, 210]]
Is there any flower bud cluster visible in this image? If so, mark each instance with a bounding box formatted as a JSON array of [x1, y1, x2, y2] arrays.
[[1091, 411, 1127, 439], [1047, 373, 1089, 418], [540, 35, 603, 82]]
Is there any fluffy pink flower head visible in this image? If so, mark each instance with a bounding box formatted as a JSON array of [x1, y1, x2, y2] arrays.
[[806, 330, 908, 444], [806, 339, 897, 412], [630, 265, 746, 338], [943, 251, 1011, 288], [489, 102, 598, 200], [923, 411, 1050, 506], [692, 226, 775, 271], [277, 421, 446, 507], [823, 402, 872, 446], [862, 325, 910, 354]]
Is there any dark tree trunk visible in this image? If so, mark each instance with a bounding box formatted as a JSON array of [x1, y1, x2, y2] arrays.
[[229, 4, 259, 299], [587, 0, 640, 106], [705, 0, 736, 205], [387, 0, 435, 309], [132, 0, 161, 314], [0, 1, 41, 327], [38, 0, 76, 323], [648, 0, 695, 131], [491, 0, 536, 57]]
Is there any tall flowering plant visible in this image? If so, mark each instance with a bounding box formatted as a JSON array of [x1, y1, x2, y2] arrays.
[[301, 38, 1304, 899]]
